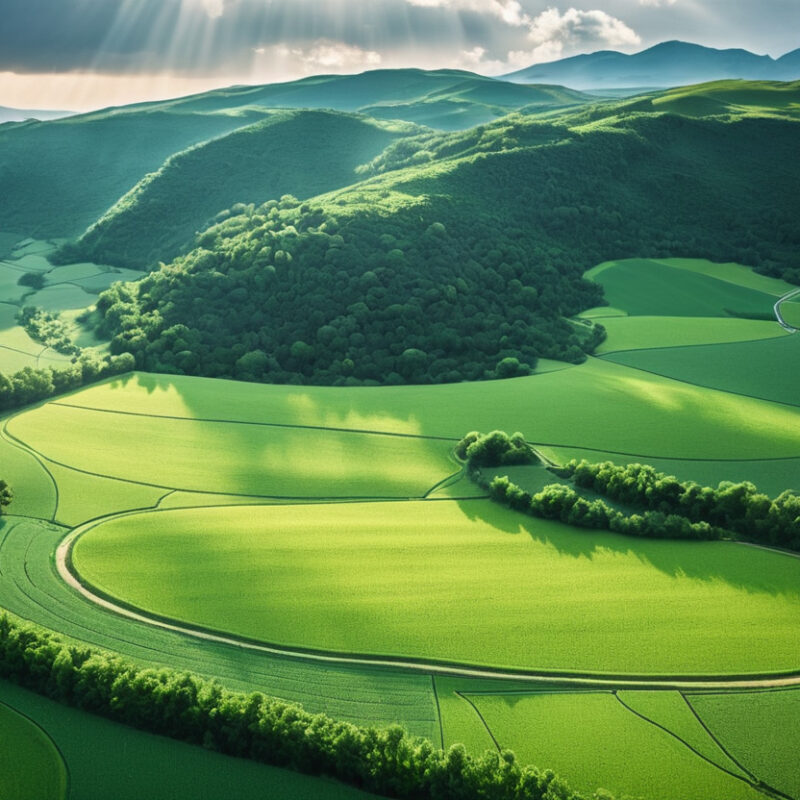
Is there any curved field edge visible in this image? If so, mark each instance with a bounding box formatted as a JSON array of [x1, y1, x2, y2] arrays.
[[0, 698, 68, 800], [0, 679, 383, 800], [67, 501, 800, 680]]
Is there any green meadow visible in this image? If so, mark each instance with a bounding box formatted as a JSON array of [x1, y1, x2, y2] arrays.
[[0, 700, 67, 800], [71, 500, 800, 676]]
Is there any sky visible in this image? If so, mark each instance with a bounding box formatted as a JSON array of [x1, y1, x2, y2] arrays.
[[1, 0, 798, 111]]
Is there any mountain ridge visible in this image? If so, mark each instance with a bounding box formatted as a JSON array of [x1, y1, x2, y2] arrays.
[[505, 41, 800, 88]]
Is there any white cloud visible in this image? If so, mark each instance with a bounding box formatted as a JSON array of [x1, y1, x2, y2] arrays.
[[506, 7, 641, 65], [199, 0, 226, 19], [639, 0, 677, 6], [253, 40, 382, 77]]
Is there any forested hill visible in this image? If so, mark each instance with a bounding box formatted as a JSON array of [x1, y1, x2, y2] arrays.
[[95, 111, 800, 386], [58, 111, 418, 268], [0, 69, 592, 239]]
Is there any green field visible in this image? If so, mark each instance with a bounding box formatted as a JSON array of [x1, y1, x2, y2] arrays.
[[688, 690, 800, 800], [585, 259, 781, 318], [72, 500, 800, 676], [605, 334, 800, 406], [26, 357, 800, 460], [0, 680, 379, 800], [781, 299, 800, 328], [467, 692, 761, 800], [594, 316, 787, 354], [0, 699, 67, 800]]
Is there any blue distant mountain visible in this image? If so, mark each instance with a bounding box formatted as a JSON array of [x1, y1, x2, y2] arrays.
[[504, 41, 800, 89]]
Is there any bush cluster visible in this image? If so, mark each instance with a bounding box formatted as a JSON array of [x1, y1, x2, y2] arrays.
[[0, 612, 608, 800], [17, 306, 80, 356], [456, 430, 537, 468], [565, 460, 800, 551]]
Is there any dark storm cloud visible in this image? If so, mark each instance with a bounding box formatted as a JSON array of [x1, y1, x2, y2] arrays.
[[0, 0, 797, 76]]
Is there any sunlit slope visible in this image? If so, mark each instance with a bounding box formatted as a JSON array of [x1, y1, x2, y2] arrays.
[[72, 500, 800, 676], [45, 363, 800, 458], [649, 80, 800, 119], [67, 111, 417, 268], [7, 401, 455, 498]]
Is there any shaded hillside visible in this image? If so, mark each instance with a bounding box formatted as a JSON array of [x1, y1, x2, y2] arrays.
[[0, 108, 272, 237], [95, 113, 800, 386], [506, 41, 800, 89], [59, 111, 418, 268]]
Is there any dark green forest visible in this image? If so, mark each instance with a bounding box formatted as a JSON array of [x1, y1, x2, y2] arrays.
[[92, 111, 800, 385]]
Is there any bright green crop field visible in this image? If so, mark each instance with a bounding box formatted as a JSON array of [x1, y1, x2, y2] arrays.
[[71, 499, 800, 676], [0, 700, 67, 800], [688, 690, 800, 800], [466, 692, 762, 800]]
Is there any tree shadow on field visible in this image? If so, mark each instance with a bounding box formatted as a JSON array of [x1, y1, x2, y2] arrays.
[[455, 497, 800, 600]]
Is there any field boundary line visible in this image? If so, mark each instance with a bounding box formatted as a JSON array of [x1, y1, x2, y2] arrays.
[[613, 692, 763, 793], [454, 693, 501, 754], [0, 697, 71, 800], [431, 676, 444, 749], [54, 510, 800, 691], [596, 352, 800, 410], [680, 693, 797, 800], [49, 401, 460, 442], [598, 329, 791, 358]]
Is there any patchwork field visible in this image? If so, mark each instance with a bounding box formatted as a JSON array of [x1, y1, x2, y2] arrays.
[[1, 254, 798, 800], [70, 500, 800, 676]]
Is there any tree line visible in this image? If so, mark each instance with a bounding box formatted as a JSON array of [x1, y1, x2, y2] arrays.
[[564, 460, 800, 551], [457, 432, 799, 546], [17, 306, 80, 356], [0, 353, 135, 413], [0, 611, 610, 800]]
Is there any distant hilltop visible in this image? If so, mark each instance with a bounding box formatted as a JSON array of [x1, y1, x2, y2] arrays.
[[504, 40, 800, 89]]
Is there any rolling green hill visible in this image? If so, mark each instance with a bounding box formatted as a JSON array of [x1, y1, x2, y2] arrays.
[[61, 111, 417, 268], [0, 69, 593, 241], [92, 111, 800, 384], [0, 108, 275, 238]]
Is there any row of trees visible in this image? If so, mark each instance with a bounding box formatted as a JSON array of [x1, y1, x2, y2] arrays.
[[0, 611, 607, 800], [488, 477, 718, 541], [0, 353, 135, 412], [564, 461, 800, 551]]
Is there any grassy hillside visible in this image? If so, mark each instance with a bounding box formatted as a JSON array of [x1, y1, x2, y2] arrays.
[[0, 108, 274, 237], [62, 111, 417, 268], [93, 111, 800, 384]]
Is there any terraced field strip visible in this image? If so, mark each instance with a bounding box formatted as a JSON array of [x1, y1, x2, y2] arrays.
[[67, 500, 800, 679]]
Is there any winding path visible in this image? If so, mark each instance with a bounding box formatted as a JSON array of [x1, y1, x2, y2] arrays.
[[774, 288, 800, 332]]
